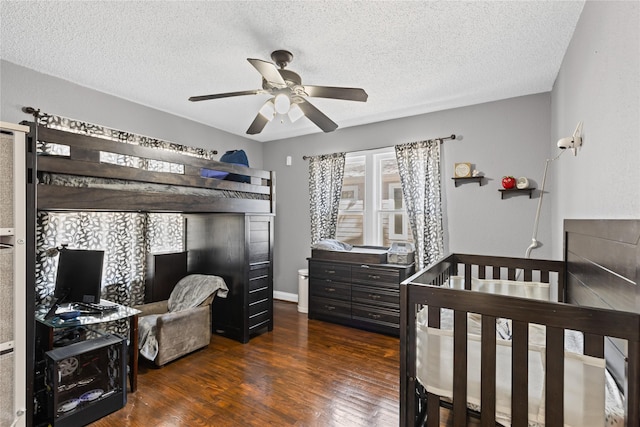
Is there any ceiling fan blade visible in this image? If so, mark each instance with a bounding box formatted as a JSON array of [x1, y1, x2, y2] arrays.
[[297, 99, 338, 133], [189, 89, 265, 102], [246, 112, 270, 135], [247, 58, 287, 88], [303, 85, 368, 102]]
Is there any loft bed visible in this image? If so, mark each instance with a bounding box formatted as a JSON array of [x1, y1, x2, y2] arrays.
[[28, 123, 275, 214], [400, 219, 640, 427]]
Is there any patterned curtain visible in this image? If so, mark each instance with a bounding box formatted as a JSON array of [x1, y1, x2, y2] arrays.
[[35, 212, 183, 308], [395, 140, 444, 270], [308, 153, 346, 245]]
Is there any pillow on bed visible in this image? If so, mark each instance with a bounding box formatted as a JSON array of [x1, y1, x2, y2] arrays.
[[220, 149, 250, 183], [200, 149, 251, 182], [200, 168, 229, 180], [312, 239, 353, 251]]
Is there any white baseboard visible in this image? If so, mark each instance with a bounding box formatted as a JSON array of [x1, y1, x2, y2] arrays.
[[274, 290, 298, 303]]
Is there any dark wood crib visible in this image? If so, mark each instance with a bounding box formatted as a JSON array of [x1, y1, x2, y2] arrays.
[[400, 219, 640, 427]]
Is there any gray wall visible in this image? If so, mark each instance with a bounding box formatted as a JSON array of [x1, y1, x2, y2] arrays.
[[0, 61, 263, 166], [549, 1, 640, 258], [264, 94, 553, 295]]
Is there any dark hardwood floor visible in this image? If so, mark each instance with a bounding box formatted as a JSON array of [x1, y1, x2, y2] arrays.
[[90, 300, 400, 426]]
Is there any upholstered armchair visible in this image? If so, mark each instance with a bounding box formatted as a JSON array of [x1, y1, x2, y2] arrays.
[[135, 274, 228, 367]]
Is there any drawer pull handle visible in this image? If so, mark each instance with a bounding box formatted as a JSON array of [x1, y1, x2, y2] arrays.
[[369, 294, 381, 300], [368, 275, 381, 280], [325, 270, 336, 274], [360, 265, 370, 268], [325, 305, 336, 311], [325, 287, 336, 292], [369, 313, 381, 319]]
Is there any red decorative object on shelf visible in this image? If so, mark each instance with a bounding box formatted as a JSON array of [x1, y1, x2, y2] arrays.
[[501, 176, 516, 189]]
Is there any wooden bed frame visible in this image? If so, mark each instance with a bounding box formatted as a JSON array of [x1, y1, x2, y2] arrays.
[[400, 219, 640, 427], [28, 123, 276, 214]]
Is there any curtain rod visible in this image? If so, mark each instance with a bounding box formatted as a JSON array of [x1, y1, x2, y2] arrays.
[[22, 106, 220, 155], [302, 134, 456, 160]]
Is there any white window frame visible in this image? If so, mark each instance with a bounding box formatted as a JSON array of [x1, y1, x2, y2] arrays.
[[385, 183, 410, 241], [339, 147, 410, 246]]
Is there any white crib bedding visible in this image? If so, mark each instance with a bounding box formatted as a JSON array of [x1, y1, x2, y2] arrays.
[[415, 278, 625, 427]]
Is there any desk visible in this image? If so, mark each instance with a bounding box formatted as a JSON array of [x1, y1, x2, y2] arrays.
[[35, 300, 141, 393]]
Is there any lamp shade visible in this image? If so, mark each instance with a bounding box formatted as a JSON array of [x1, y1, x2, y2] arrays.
[[288, 103, 304, 122], [258, 100, 275, 121], [274, 93, 291, 114]]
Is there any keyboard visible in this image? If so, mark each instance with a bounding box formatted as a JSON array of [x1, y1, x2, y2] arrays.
[[74, 302, 119, 313]]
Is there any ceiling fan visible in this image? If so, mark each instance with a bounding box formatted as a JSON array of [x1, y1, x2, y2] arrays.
[[189, 50, 368, 135]]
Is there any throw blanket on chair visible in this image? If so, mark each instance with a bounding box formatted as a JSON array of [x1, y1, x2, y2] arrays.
[[138, 274, 228, 361]]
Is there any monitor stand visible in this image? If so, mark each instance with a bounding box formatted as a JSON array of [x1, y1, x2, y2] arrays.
[[43, 297, 60, 320]]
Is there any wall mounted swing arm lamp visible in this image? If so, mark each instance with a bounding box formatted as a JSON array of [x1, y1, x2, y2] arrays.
[[556, 121, 583, 156], [525, 121, 583, 259]]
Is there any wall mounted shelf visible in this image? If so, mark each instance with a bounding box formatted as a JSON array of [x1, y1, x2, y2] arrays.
[[452, 177, 483, 187], [499, 188, 536, 199]]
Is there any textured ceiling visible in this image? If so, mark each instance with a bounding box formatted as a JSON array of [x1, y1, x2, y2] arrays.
[[1, 1, 584, 142]]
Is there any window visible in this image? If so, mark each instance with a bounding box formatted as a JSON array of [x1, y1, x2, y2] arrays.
[[336, 148, 413, 247]]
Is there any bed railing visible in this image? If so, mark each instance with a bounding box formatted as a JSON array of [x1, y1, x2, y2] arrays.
[[31, 125, 276, 214], [400, 253, 640, 427]]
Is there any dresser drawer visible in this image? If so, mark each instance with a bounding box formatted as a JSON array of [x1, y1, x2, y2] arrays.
[[310, 296, 351, 320], [249, 309, 271, 331], [309, 262, 351, 282], [249, 286, 270, 305], [309, 279, 351, 301], [352, 266, 400, 288], [249, 296, 270, 317], [352, 303, 399, 328], [249, 269, 270, 293], [352, 285, 399, 309]]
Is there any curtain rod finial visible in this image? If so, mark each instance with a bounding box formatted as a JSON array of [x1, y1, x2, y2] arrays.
[[22, 106, 40, 117]]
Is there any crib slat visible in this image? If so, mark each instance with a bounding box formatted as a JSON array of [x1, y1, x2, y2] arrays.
[[492, 266, 500, 280], [508, 268, 516, 280], [511, 320, 529, 425], [479, 265, 486, 279], [523, 269, 532, 281], [545, 326, 564, 427], [583, 333, 604, 358], [453, 310, 468, 427], [627, 339, 640, 427], [540, 270, 549, 283], [480, 315, 496, 427], [428, 305, 440, 328], [464, 264, 472, 289], [426, 392, 440, 427]]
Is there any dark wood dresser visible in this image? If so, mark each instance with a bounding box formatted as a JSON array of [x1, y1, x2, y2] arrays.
[[184, 213, 274, 343], [308, 251, 414, 336]]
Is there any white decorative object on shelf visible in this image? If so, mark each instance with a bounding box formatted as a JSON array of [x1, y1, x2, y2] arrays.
[[516, 177, 529, 189], [454, 162, 471, 178]]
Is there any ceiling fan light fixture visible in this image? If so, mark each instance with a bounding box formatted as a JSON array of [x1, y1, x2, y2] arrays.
[[259, 100, 275, 121], [288, 103, 304, 123], [274, 93, 291, 114], [190, 49, 368, 135]]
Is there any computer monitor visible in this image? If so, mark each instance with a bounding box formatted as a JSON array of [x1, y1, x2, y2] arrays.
[[53, 249, 105, 304]]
